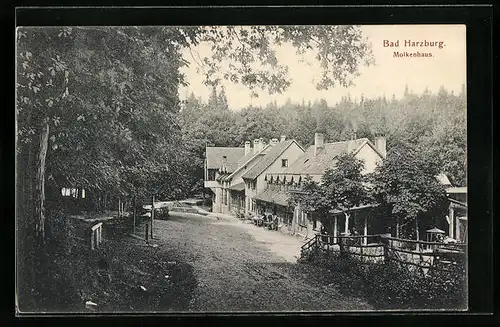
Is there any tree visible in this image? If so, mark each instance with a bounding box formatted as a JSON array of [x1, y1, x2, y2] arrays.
[[321, 153, 371, 232], [371, 142, 448, 240], [17, 25, 374, 245], [217, 86, 229, 111], [289, 153, 371, 232], [183, 25, 373, 94]]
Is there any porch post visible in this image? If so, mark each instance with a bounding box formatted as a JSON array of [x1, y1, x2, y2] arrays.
[[292, 206, 297, 234], [333, 216, 338, 243], [455, 213, 461, 242], [344, 212, 350, 234], [363, 215, 368, 245], [449, 205, 455, 238]]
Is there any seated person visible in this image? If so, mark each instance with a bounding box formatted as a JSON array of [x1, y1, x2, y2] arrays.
[[273, 215, 279, 230]]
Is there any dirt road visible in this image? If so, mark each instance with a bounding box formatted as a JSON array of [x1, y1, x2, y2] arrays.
[[153, 212, 373, 312]]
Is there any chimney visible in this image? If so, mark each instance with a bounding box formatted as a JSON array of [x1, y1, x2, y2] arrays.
[[244, 141, 251, 156], [347, 139, 357, 153], [280, 135, 286, 142], [374, 136, 387, 158], [314, 132, 324, 156], [220, 155, 227, 172], [271, 138, 279, 146], [259, 137, 265, 152], [253, 139, 260, 154]]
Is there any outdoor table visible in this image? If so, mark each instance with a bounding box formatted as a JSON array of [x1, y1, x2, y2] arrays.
[[253, 217, 264, 226]]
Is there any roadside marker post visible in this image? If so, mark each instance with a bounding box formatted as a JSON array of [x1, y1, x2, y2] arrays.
[[151, 195, 155, 239], [133, 196, 136, 235]]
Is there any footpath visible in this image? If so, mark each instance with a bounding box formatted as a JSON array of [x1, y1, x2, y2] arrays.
[[205, 211, 305, 263]]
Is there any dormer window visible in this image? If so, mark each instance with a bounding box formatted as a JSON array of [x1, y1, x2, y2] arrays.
[[281, 159, 288, 167]]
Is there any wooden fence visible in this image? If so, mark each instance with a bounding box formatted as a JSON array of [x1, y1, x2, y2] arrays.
[[90, 223, 103, 250], [303, 233, 466, 273]]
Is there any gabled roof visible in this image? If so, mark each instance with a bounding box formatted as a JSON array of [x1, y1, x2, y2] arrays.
[[283, 138, 373, 176], [220, 143, 272, 182], [436, 173, 452, 186], [241, 140, 302, 180], [205, 147, 245, 171]]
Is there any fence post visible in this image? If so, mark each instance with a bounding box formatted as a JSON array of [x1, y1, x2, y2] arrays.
[[133, 196, 136, 235], [151, 195, 155, 239], [339, 236, 344, 255], [90, 228, 95, 250], [360, 244, 364, 263], [382, 235, 388, 264]]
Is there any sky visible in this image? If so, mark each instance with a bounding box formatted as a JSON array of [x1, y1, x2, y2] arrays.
[[178, 25, 466, 110]]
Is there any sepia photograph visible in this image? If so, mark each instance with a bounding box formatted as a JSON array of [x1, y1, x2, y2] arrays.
[[16, 23, 467, 314]]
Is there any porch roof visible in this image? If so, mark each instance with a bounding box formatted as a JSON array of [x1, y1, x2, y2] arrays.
[[448, 197, 467, 208], [446, 186, 467, 194], [254, 188, 290, 207], [229, 182, 245, 192], [328, 203, 378, 214]]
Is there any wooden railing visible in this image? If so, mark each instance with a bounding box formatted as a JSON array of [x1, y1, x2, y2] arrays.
[[301, 233, 466, 272], [300, 236, 319, 256], [90, 222, 103, 250]]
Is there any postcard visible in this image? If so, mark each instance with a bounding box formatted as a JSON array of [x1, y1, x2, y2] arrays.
[[16, 22, 468, 314]]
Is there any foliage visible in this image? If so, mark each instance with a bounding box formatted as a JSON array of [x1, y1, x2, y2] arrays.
[[289, 153, 371, 225], [308, 251, 467, 310], [181, 84, 466, 193], [370, 141, 449, 239], [183, 25, 373, 95]]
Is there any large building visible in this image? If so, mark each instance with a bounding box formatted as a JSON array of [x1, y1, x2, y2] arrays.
[[265, 132, 387, 240], [204, 136, 303, 215], [204, 132, 387, 240]]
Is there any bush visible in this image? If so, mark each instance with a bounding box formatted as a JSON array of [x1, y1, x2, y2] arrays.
[[155, 208, 170, 220], [305, 250, 467, 309]]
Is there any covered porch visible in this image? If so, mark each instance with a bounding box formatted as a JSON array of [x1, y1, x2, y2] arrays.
[[229, 182, 246, 215], [447, 198, 467, 243], [253, 185, 294, 229], [318, 204, 381, 245]]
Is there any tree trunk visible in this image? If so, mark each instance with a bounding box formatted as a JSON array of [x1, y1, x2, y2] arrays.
[[34, 118, 50, 243], [415, 216, 420, 241]]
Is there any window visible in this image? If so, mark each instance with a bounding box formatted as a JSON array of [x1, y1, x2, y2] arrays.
[[61, 187, 85, 199], [281, 159, 288, 167], [207, 169, 216, 181]]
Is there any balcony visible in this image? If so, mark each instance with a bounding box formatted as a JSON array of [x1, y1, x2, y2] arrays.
[[204, 180, 219, 189]]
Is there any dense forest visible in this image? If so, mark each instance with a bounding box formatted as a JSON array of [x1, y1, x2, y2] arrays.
[[181, 83, 467, 196]]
